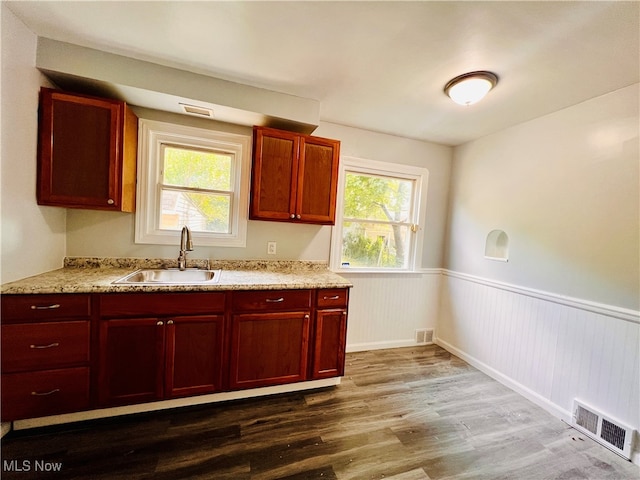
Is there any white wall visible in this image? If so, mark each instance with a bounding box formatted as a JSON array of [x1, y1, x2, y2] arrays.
[[445, 84, 639, 310], [439, 85, 640, 461], [1, 5, 65, 283]]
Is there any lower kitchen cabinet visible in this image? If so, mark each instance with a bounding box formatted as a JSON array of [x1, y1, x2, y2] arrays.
[[165, 315, 225, 398], [0, 295, 92, 421], [98, 317, 165, 406], [311, 309, 348, 379], [98, 315, 225, 406], [311, 288, 349, 379], [229, 311, 311, 389], [2, 367, 90, 421], [1, 287, 349, 421]]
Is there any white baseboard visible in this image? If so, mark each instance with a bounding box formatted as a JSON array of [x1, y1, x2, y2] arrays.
[[436, 337, 640, 466], [435, 337, 571, 422], [346, 339, 433, 353]]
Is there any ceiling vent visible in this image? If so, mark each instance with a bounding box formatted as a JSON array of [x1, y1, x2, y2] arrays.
[[180, 103, 214, 118], [572, 399, 635, 460]]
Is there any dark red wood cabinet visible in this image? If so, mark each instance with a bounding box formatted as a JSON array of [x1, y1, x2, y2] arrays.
[[37, 88, 138, 212], [250, 126, 340, 225], [97, 293, 226, 407], [312, 289, 349, 379], [0, 295, 92, 421], [1, 288, 349, 421], [229, 290, 312, 389]]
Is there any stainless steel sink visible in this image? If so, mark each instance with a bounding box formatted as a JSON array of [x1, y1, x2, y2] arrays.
[[113, 268, 221, 285]]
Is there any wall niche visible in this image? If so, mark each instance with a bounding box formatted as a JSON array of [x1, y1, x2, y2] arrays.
[[485, 229, 509, 262]]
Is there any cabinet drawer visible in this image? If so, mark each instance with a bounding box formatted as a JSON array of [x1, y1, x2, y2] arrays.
[[1, 367, 90, 421], [316, 288, 349, 308], [232, 290, 311, 311], [1, 294, 91, 322], [99, 292, 226, 317], [2, 321, 90, 373]]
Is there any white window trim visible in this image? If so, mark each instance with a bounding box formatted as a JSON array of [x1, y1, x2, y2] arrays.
[[135, 119, 251, 247], [330, 156, 429, 273]]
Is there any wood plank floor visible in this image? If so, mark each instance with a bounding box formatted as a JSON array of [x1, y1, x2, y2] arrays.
[[2, 345, 638, 479]]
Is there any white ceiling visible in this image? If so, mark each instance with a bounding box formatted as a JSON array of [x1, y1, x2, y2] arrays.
[[7, 1, 639, 146]]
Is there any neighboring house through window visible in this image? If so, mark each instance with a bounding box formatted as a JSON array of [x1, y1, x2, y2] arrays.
[[136, 120, 251, 247]]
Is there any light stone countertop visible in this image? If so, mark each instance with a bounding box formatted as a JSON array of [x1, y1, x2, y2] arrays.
[[0, 257, 353, 295]]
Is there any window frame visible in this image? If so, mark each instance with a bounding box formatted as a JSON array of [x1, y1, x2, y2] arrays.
[[330, 156, 429, 273], [135, 119, 251, 247]]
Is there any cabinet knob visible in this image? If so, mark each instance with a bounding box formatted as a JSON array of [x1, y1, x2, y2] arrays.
[[290, 214, 295, 219], [157, 321, 164, 326], [107, 199, 115, 205], [167, 320, 174, 325], [296, 214, 301, 219], [304, 314, 310, 319]]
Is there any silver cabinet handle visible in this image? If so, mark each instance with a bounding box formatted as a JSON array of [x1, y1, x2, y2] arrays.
[[265, 297, 285, 303], [290, 214, 295, 219], [167, 320, 174, 325], [304, 314, 309, 319], [107, 199, 115, 205], [31, 389, 60, 396], [30, 342, 60, 349], [323, 295, 340, 300], [157, 321, 164, 326], [30, 304, 60, 310], [296, 214, 301, 219]]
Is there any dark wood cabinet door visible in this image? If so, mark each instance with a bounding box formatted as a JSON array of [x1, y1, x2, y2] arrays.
[[250, 127, 299, 221], [37, 88, 137, 212], [98, 318, 165, 406], [229, 311, 310, 389], [311, 309, 348, 379], [165, 315, 225, 398], [297, 136, 340, 224]]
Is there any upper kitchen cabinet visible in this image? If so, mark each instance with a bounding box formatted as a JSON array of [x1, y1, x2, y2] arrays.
[[37, 88, 138, 212], [250, 126, 340, 225]]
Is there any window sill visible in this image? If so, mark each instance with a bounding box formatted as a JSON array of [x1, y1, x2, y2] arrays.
[[332, 267, 442, 275]]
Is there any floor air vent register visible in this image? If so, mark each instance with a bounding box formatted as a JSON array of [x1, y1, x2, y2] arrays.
[[572, 399, 635, 460]]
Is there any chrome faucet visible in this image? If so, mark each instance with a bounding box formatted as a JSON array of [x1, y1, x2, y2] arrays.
[[177, 226, 193, 271]]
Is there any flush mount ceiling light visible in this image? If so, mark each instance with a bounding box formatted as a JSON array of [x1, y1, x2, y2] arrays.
[[444, 71, 498, 106]]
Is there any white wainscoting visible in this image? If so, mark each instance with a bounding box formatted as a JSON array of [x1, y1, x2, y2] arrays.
[[342, 270, 441, 352], [437, 270, 640, 463]]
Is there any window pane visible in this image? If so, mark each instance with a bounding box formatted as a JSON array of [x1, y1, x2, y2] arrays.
[[163, 146, 232, 191], [340, 221, 410, 269], [344, 172, 413, 222], [160, 190, 230, 233]]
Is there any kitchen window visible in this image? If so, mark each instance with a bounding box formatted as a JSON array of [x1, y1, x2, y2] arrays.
[[330, 157, 428, 272], [135, 120, 251, 246]]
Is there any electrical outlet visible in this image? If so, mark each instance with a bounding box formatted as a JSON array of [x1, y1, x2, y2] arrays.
[[267, 241, 277, 255]]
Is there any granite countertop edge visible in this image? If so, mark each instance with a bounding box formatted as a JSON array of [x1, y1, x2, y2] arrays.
[[1, 257, 353, 295], [0, 257, 353, 295]]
